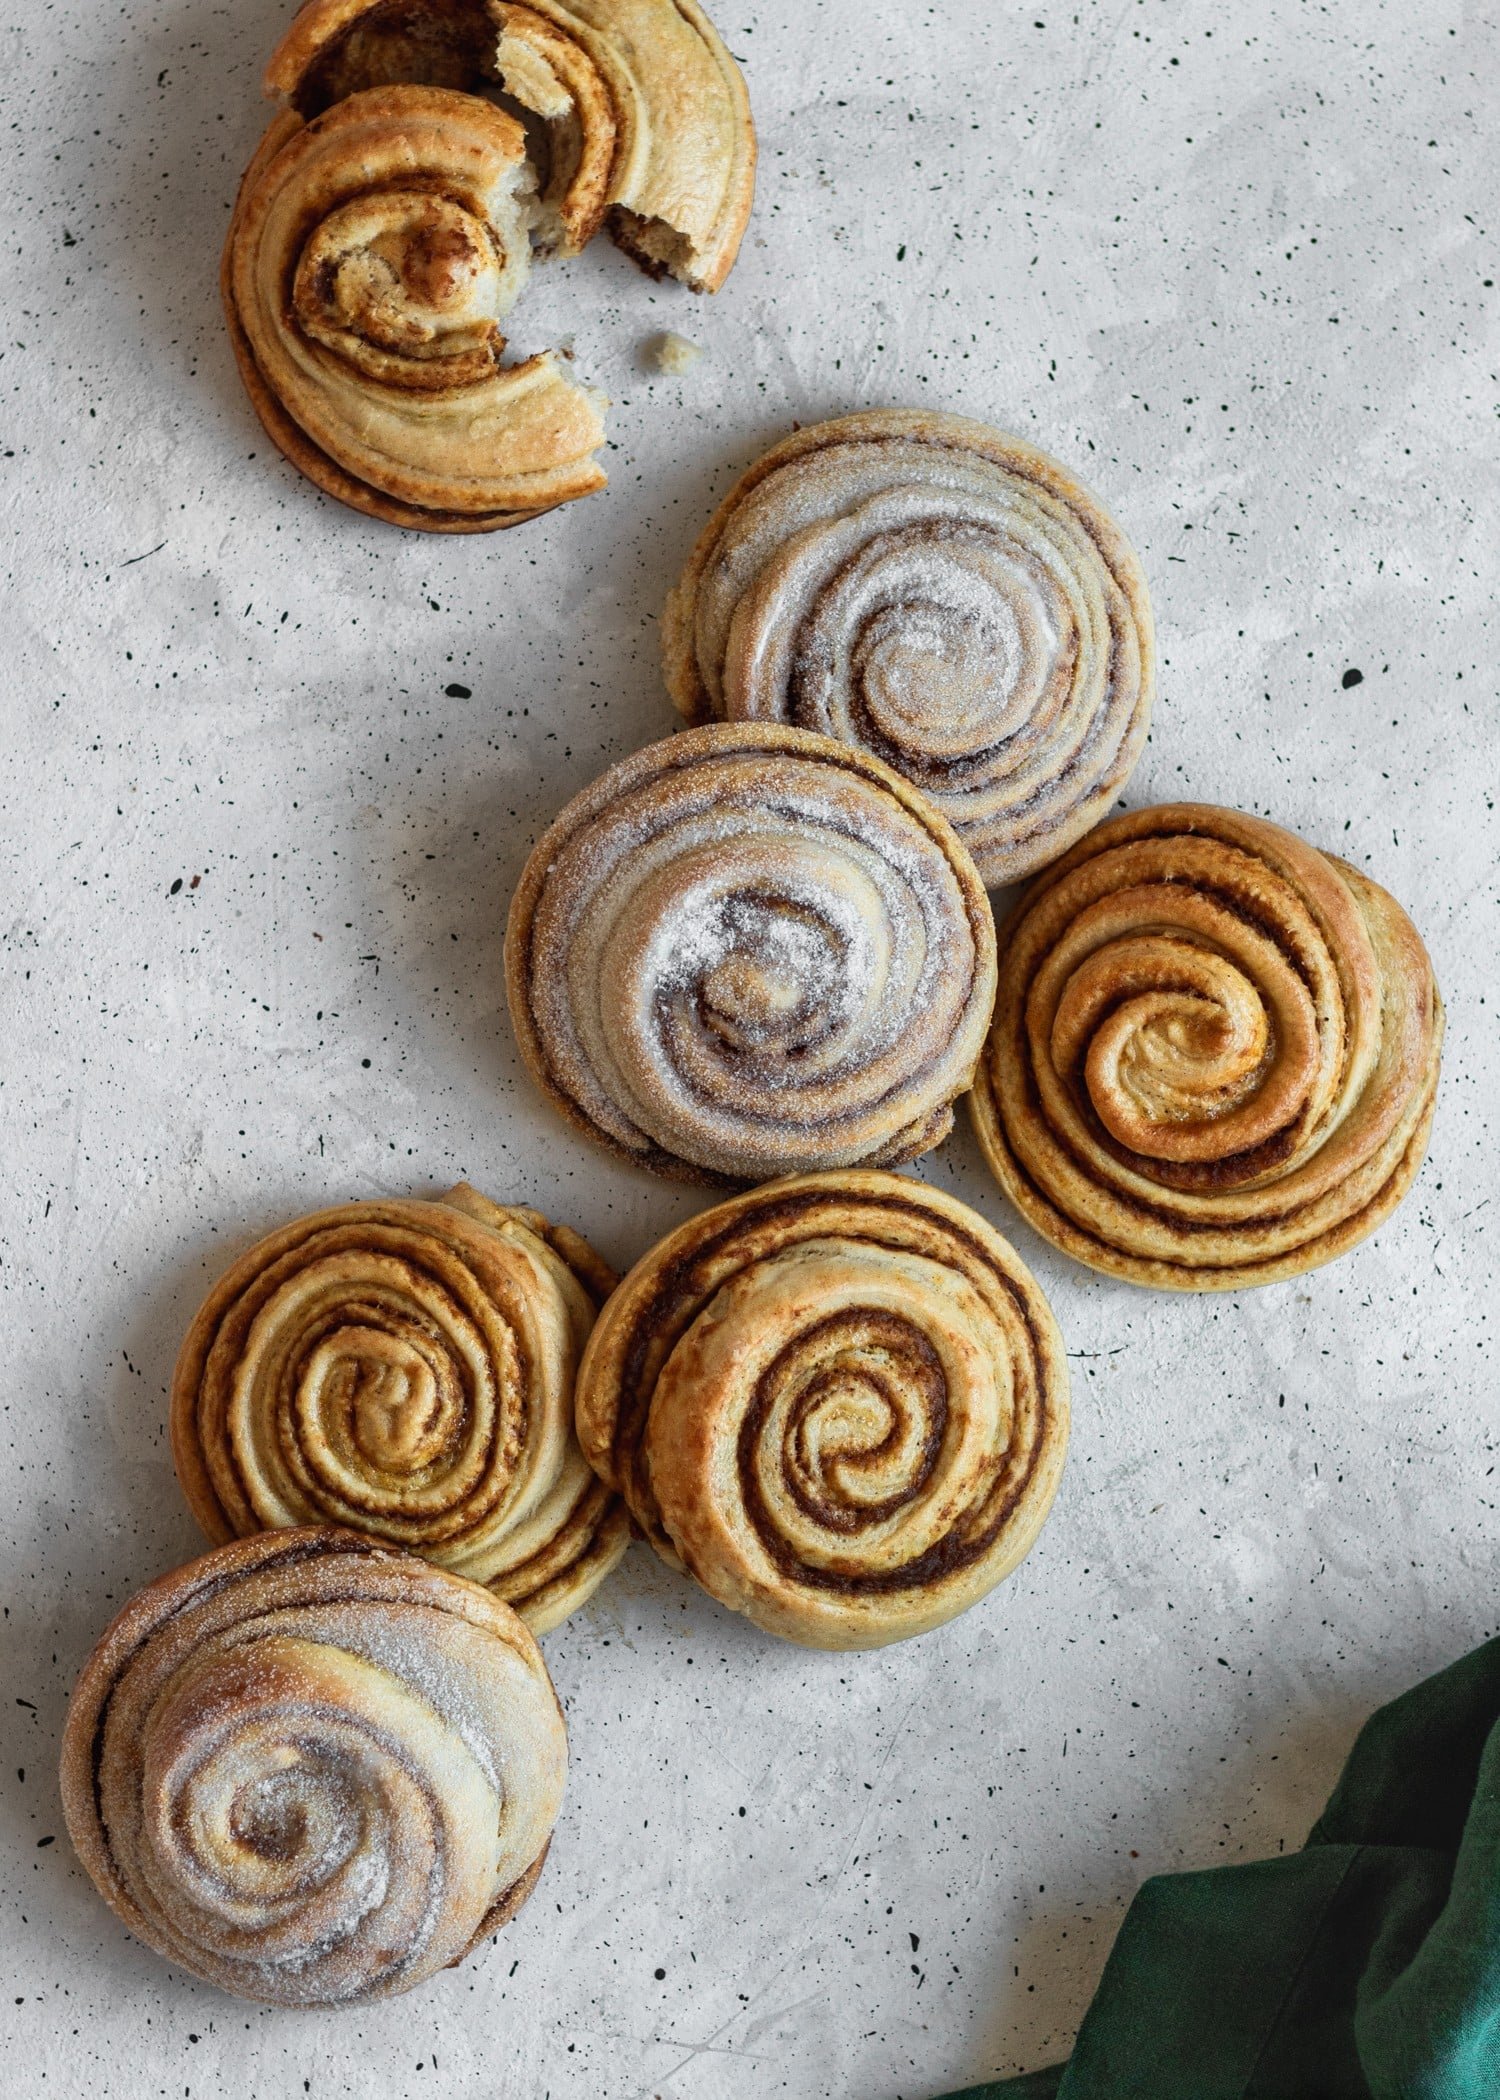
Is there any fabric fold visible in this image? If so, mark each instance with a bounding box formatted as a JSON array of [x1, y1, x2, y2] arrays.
[[940, 1639, 1500, 2100]]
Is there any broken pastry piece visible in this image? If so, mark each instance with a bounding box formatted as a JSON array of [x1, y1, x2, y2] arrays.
[[650, 330, 703, 374], [226, 0, 755, 530], [224, 89, 608, 530]]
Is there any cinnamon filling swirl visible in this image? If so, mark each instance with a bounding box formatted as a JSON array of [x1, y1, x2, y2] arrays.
[[572, 1170, 1069, 1648], [971, 803, 1443, 1287]]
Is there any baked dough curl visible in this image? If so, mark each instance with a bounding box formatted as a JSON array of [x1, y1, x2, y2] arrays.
[[170, 1186, 628, 1631], [970, 803, 1443, 1288], [662, 410, 1154, 887], [573, 1170, 1069, 1647], [223, 87, 607, 532], [59, 1528, 567, 2006], [505, 723, 998, 1185]]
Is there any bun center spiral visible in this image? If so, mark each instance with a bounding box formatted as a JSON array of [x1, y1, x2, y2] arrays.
[[295, 188, 514, 380], [854, 596, 1020, 753], [695, 909, 845, 1052], [744, 1296, 949, 1546], [236, 1240, 523, 1536], [302, 1319, 461, 1475], [612, 830, 908, 1101], [801, 512, 1073, 778], [669, 1245, 1013, 1588], [1024, 839, 1338, 1187], [138, 1634, 491, 1971]]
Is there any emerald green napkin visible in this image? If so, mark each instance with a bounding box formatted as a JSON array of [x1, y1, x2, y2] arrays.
[[943, 1639, 1500, 2099]]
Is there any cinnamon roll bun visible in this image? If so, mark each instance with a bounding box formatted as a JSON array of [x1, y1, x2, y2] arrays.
[[59, 1529, 567, 2006], [573, 1171, 1069, 1647], [223, 88, 608, 531], [170, 1185, 628, 1631], [226, 0, 754, 526], [662, 410, 1155, 887], [504, 724, 998, 1185], [970, 804, 1443, 1288]]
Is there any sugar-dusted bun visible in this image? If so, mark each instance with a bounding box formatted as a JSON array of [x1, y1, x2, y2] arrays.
[[267, 0, 755, 290], [223, 88, 607, 532], [971, 804, 1443, 1288], [573, 1170, 1069, 1648], [170, 1186, 628, 1631], [662, 409, 1154, 887], [505, 723, 998, 1186], [59, 1529, 567, 2006]]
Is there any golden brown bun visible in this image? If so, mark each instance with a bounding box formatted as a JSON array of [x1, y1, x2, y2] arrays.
[[169, 1186, 629, 1631], [662, 409, 1155, 888], [970, 804, 1443, 1289], [504, 723, 998, 1186], [59, 1529, 567, 2006], [222, 87, 608, 532], [573, 1171, 1069, 1648]]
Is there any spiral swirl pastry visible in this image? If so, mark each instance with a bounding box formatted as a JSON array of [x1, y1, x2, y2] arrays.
[[223, 86, 608, 531], [572, 1171, 1069, 1648], [661, 410, 1155, 888], [169, 1186, 629, 1631], [505, 724, 998, 1186], [970, 804, 1444, 1289], [59, 1529, 568, 2006]]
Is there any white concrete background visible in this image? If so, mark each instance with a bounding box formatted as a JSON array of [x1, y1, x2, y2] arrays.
[[2, 0, 1497, 2093]]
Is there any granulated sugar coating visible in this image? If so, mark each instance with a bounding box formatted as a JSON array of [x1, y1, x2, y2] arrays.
[[5, 0, 1497, 2090]]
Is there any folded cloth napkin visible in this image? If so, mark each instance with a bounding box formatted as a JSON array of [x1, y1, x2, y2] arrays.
[[941, 1638, 1500, 2099]]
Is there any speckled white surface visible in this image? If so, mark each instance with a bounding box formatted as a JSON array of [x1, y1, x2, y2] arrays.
[[3, 0, 1497, 2094]]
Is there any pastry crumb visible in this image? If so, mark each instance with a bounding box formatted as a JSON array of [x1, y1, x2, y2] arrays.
[[649, 331, 703, 376]]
